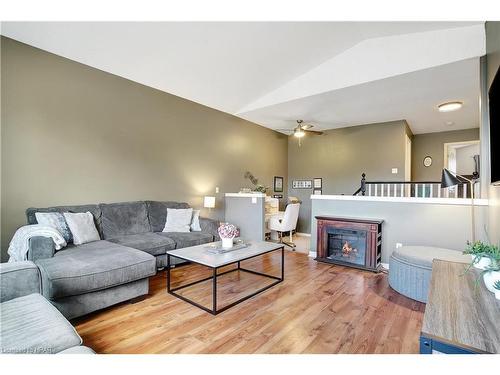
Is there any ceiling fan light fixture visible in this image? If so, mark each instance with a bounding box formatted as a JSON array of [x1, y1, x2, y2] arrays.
[[294, 129, 305, 138]]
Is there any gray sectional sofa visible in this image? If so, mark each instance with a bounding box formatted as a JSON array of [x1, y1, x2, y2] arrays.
[[24, 201, 220, 319], [0, 261, 95, 354]]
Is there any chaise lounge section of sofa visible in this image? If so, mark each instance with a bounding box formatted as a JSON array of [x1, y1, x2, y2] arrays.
[[24, 200, 220, 319]]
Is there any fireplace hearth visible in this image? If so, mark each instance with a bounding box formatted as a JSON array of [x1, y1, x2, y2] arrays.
[[316, 216, 383, 272]]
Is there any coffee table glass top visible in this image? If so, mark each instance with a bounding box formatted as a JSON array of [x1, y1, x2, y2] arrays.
[[167, 240, 283, 268]]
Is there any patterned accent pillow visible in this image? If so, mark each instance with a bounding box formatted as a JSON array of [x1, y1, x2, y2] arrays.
[[190, 210, 201, 232], [35, 212, 73, 243]]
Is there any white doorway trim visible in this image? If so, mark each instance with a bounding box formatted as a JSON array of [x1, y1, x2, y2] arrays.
[[443, 140, 480, 172], [405, 134, 412, 181]]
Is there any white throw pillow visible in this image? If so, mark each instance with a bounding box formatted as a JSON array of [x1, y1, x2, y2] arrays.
[[190, 210, 201, 232], [163, 208, 193, 233], [63, 212, 100, 245]]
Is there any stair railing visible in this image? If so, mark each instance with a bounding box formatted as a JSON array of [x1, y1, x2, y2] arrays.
[[353, 173, 472, 199]]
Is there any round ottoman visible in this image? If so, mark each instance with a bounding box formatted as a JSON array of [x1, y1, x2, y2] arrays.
[[388, 246, 470, 303]]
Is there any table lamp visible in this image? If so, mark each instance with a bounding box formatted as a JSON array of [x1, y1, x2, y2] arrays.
[[204, 196, 216, 210]]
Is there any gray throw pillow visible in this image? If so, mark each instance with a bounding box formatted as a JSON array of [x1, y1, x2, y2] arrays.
[[163, 208, 193, 233], [35, 212, 73, 243], [63, 212, 100, 245]]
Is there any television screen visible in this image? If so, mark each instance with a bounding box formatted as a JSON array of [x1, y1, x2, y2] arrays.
[[489, 66, 500, 185]]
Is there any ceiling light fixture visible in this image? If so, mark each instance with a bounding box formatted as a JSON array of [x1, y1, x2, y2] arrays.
[[438, 101, 463, 112], [294, 128, 305, 138], [445, 121, 455, 126]]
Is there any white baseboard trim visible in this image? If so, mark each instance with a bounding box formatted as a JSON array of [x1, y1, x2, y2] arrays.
[[296, 232, 311, 237], [308, 251, 317, 258]]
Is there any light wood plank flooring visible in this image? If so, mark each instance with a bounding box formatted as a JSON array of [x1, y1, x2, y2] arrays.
[[74, 251, 424, 354]]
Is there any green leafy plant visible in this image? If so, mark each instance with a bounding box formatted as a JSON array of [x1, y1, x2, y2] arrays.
[[464, 241, 494, 255], [463, 241, 500, 269], [253, 184, 268, 193], [462, 241, 500, 288], [243, 171, 269, 193], [493, 280, 500, 291]]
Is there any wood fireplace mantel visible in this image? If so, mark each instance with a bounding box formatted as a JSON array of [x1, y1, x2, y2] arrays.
[[316, 216, 383, 272]]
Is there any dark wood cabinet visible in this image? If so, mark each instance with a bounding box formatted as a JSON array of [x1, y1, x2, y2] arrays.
[[316, 216, 383, 272]]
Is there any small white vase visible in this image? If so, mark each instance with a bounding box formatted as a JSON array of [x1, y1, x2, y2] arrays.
[[221, 237, 234, 249], [483, 271, 500, 293], [472, 255, 492, 270]]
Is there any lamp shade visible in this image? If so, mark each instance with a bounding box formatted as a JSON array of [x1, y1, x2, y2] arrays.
[[441, 168, 461, 188], [204, 196, 216, 209]]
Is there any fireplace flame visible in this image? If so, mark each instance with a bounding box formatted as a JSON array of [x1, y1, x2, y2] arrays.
[[342, 241, 358, 257]]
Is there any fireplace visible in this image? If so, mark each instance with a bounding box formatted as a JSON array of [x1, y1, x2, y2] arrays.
[[316, 216, 383, 272]]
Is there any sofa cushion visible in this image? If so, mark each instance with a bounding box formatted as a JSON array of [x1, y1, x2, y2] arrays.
[[391, 245, 470, 269], [146, 201, 190, 232], [107, 233, 175, 256], [100, 201, 151, 239], [27, 204, 102, 238], [0, 261, 41, 303], [157, 232, 214, 249], [36, 240, 156, 299], [0, 293, 82, 354]]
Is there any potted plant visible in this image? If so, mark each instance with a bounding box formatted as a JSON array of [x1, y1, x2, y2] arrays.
[[464, 241, 493, 270], [482, 245, 500, 293], [464, 241, 500, 293], [218, 223, 239, 249]]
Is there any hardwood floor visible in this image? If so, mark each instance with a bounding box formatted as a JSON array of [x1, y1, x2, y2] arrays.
[[74, 251, 425, 354]]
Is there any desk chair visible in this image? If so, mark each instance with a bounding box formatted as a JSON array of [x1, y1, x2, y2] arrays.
[[268, 203, 300, 249]]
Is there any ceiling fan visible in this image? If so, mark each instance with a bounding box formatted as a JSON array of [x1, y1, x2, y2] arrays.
[[277, 120, 324, 146]]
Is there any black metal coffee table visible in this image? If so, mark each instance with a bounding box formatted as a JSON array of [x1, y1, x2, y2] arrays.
[[166, 241, 284, 315]]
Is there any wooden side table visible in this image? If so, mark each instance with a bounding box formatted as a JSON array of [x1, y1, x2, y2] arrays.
[[420, 260, 500, 354]]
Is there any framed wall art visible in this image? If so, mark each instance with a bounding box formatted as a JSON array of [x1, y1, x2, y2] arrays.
[[292, 180, 312, 189], [273, 176, 284, 192]]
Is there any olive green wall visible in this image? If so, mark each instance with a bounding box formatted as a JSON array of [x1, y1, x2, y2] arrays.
[[411, 128, 480, 181], [0, 37, 288, 261], [288, 120, 409, 233], [485, 21, 500, 246]]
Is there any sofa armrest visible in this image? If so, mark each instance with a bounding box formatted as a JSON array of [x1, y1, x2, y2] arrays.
[[0, 261, 41, 302], [28, 236, 56, 262], [199, 217, 221, 241]]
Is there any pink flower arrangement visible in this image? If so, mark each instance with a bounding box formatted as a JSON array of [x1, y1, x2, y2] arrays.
[[218, 223, 239, 239]]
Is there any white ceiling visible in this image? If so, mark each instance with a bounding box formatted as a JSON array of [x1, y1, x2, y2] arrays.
[[1, 22, 486, 134], [239, 58, 481, 134]]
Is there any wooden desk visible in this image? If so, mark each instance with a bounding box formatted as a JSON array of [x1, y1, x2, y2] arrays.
[[420, 260, 500, 354]]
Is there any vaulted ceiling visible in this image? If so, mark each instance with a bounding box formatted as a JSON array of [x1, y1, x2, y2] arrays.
[[1, 22, 485, 134]]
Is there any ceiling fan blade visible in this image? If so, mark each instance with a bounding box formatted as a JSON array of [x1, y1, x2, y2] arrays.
[[301, 124, 314, 130], [304, 130, 324, 135]]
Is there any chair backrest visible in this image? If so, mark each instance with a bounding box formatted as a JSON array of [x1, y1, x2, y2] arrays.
[[281, 203, 300, 232]]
